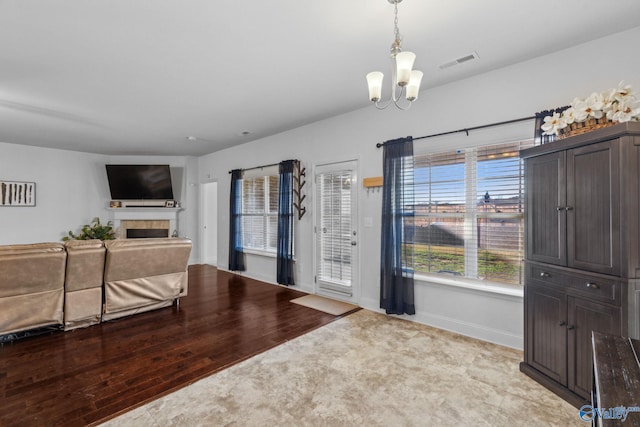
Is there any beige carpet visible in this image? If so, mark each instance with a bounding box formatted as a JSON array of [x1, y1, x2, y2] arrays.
[[100, 310, 581, 426], [290, 294, 359, 315]]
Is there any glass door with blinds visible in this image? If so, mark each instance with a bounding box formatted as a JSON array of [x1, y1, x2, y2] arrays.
[[314, 161, 358, 299]]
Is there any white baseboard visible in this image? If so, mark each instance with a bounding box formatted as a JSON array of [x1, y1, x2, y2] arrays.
[[359, 296, 523, 350]]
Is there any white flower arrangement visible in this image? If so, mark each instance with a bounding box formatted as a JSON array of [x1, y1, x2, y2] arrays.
[[542, 81, 640, 136]]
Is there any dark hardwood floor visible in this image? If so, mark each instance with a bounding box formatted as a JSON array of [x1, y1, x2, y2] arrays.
[[0, 265, 351, 426]]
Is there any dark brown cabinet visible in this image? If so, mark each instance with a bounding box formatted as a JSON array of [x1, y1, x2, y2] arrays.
[[520, 122, 640, 407], [567, 295, 621, 398], [525, 140, 620, 275]]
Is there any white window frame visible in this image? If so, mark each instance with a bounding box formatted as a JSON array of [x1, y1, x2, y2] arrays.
[[412, 141, 531, 286]]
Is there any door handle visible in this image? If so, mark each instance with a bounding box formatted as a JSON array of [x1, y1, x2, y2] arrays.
[[586, 282, 600, 290], [567, 325, 575, 330], [351, 241, 357, 246]]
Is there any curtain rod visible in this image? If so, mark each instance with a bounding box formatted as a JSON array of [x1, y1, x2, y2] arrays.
[[375, 116, 535, 148], [228, 159, 298, 174]]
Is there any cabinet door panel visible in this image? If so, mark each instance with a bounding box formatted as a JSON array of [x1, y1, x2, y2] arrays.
[[566, 141, 620, 275], [526, 282, 567, 384], [525, 152, 566, 265], [567, 296, 622, 399]]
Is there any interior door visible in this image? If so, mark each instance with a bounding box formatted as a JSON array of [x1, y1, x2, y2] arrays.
[[314, 160, 358, 301], [201, 181, 218, 266]]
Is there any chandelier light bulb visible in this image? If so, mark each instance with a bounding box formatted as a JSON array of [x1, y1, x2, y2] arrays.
[[406, 70, 423, 101], [366, 72, 384, 102], [395, 51, 416, 87]]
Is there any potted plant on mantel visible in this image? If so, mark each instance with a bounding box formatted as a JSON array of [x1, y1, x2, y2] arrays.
[[62, 217, 116, 241], [541, 81, 640, 138]]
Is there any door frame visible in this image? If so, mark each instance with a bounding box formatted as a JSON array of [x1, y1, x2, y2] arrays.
[[312, 158, 360, 304]]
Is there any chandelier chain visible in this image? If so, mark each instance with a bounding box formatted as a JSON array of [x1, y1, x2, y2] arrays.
[[393, 1, 401, 47]]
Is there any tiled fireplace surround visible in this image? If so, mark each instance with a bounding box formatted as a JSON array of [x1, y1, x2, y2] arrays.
[[108, 207, 180, 239]]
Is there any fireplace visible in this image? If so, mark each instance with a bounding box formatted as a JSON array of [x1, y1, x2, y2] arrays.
[[108, 207, 180, 239], [120, 220, 170, 239], [126, 228, 170, 238]]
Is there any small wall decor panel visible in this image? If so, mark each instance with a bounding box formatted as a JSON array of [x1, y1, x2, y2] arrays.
[[0, 181, 36, 206]]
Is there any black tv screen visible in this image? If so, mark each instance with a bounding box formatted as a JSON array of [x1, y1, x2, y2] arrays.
[[106, 164, 174, 200]]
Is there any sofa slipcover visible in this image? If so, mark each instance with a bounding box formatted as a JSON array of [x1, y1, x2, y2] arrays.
[[63, 239, 105, 330], [0, 242, 66, 336], [102, 237, 192, 321]]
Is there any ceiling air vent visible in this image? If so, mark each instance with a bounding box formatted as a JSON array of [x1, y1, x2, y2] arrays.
[[439, 51, 479, 70]]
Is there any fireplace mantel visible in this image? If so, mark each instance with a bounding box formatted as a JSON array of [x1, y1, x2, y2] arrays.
[[107, 207, 182, 238]]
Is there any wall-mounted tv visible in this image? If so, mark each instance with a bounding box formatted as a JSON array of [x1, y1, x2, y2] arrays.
[[105, 164, 174, 200]]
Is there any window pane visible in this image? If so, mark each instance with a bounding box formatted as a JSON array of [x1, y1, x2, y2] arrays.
[[242, 177, 265, 214], [415, 151, 466, 214], [412, 216, 465, 276], [267, 214, 278, 252], [243, 215, 265, 249], [268, 176, 279, 214], [477, 145, 524, 214], [475, 142, 528, 284], [240, 174, 280, 253], [477, 216, 524, 284]]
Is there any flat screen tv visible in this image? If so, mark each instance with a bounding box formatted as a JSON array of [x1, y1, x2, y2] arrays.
[[105, 164, 174, 200]]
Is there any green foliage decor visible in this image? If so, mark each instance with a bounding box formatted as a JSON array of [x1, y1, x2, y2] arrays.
[[62, 217, 116, 241]]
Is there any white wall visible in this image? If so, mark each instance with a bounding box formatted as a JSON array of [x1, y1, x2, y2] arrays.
[[0, 143, 107, 244], [0, 145, 199, 263], [199, 27, 640, 349]]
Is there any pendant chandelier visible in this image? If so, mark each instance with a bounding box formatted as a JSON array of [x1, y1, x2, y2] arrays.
[[366, 0, 423, 110]]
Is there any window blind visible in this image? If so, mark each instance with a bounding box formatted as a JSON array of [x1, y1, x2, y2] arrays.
[[316, 170, 352, 287], [412, 140, 533, 285], [241, 175, 279, 253]]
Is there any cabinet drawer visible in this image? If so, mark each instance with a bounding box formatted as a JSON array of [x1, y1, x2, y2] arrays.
[[527, 263, 620, 304], [565, 272, 619, 305], [528, 264, 570, 286]]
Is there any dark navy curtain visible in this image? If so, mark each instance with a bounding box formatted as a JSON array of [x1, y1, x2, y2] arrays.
[[229, 169, 245, 271], [277, 160, 295, 285], [380, 137, 415, 315]]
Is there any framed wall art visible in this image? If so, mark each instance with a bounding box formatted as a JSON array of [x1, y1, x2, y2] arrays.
[[0, 181, 36, 206]]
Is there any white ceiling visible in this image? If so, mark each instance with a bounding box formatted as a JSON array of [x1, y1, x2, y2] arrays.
[[1, 0, 640, 156]]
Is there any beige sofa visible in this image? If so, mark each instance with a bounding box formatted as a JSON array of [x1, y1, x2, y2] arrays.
[[102, 237, 192, 321], [63, 239, 106, 330], [0, 242, 66, 337], [0, 237, 192, 340]]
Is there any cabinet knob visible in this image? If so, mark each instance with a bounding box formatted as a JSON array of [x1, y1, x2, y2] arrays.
[[559, 321, 566, 326], [586, 282, 600, 290], [556, 207, 564, 212], [565, 206, 574, 211], [567, 325, 575, 330], [540, 272, 551, 278]]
